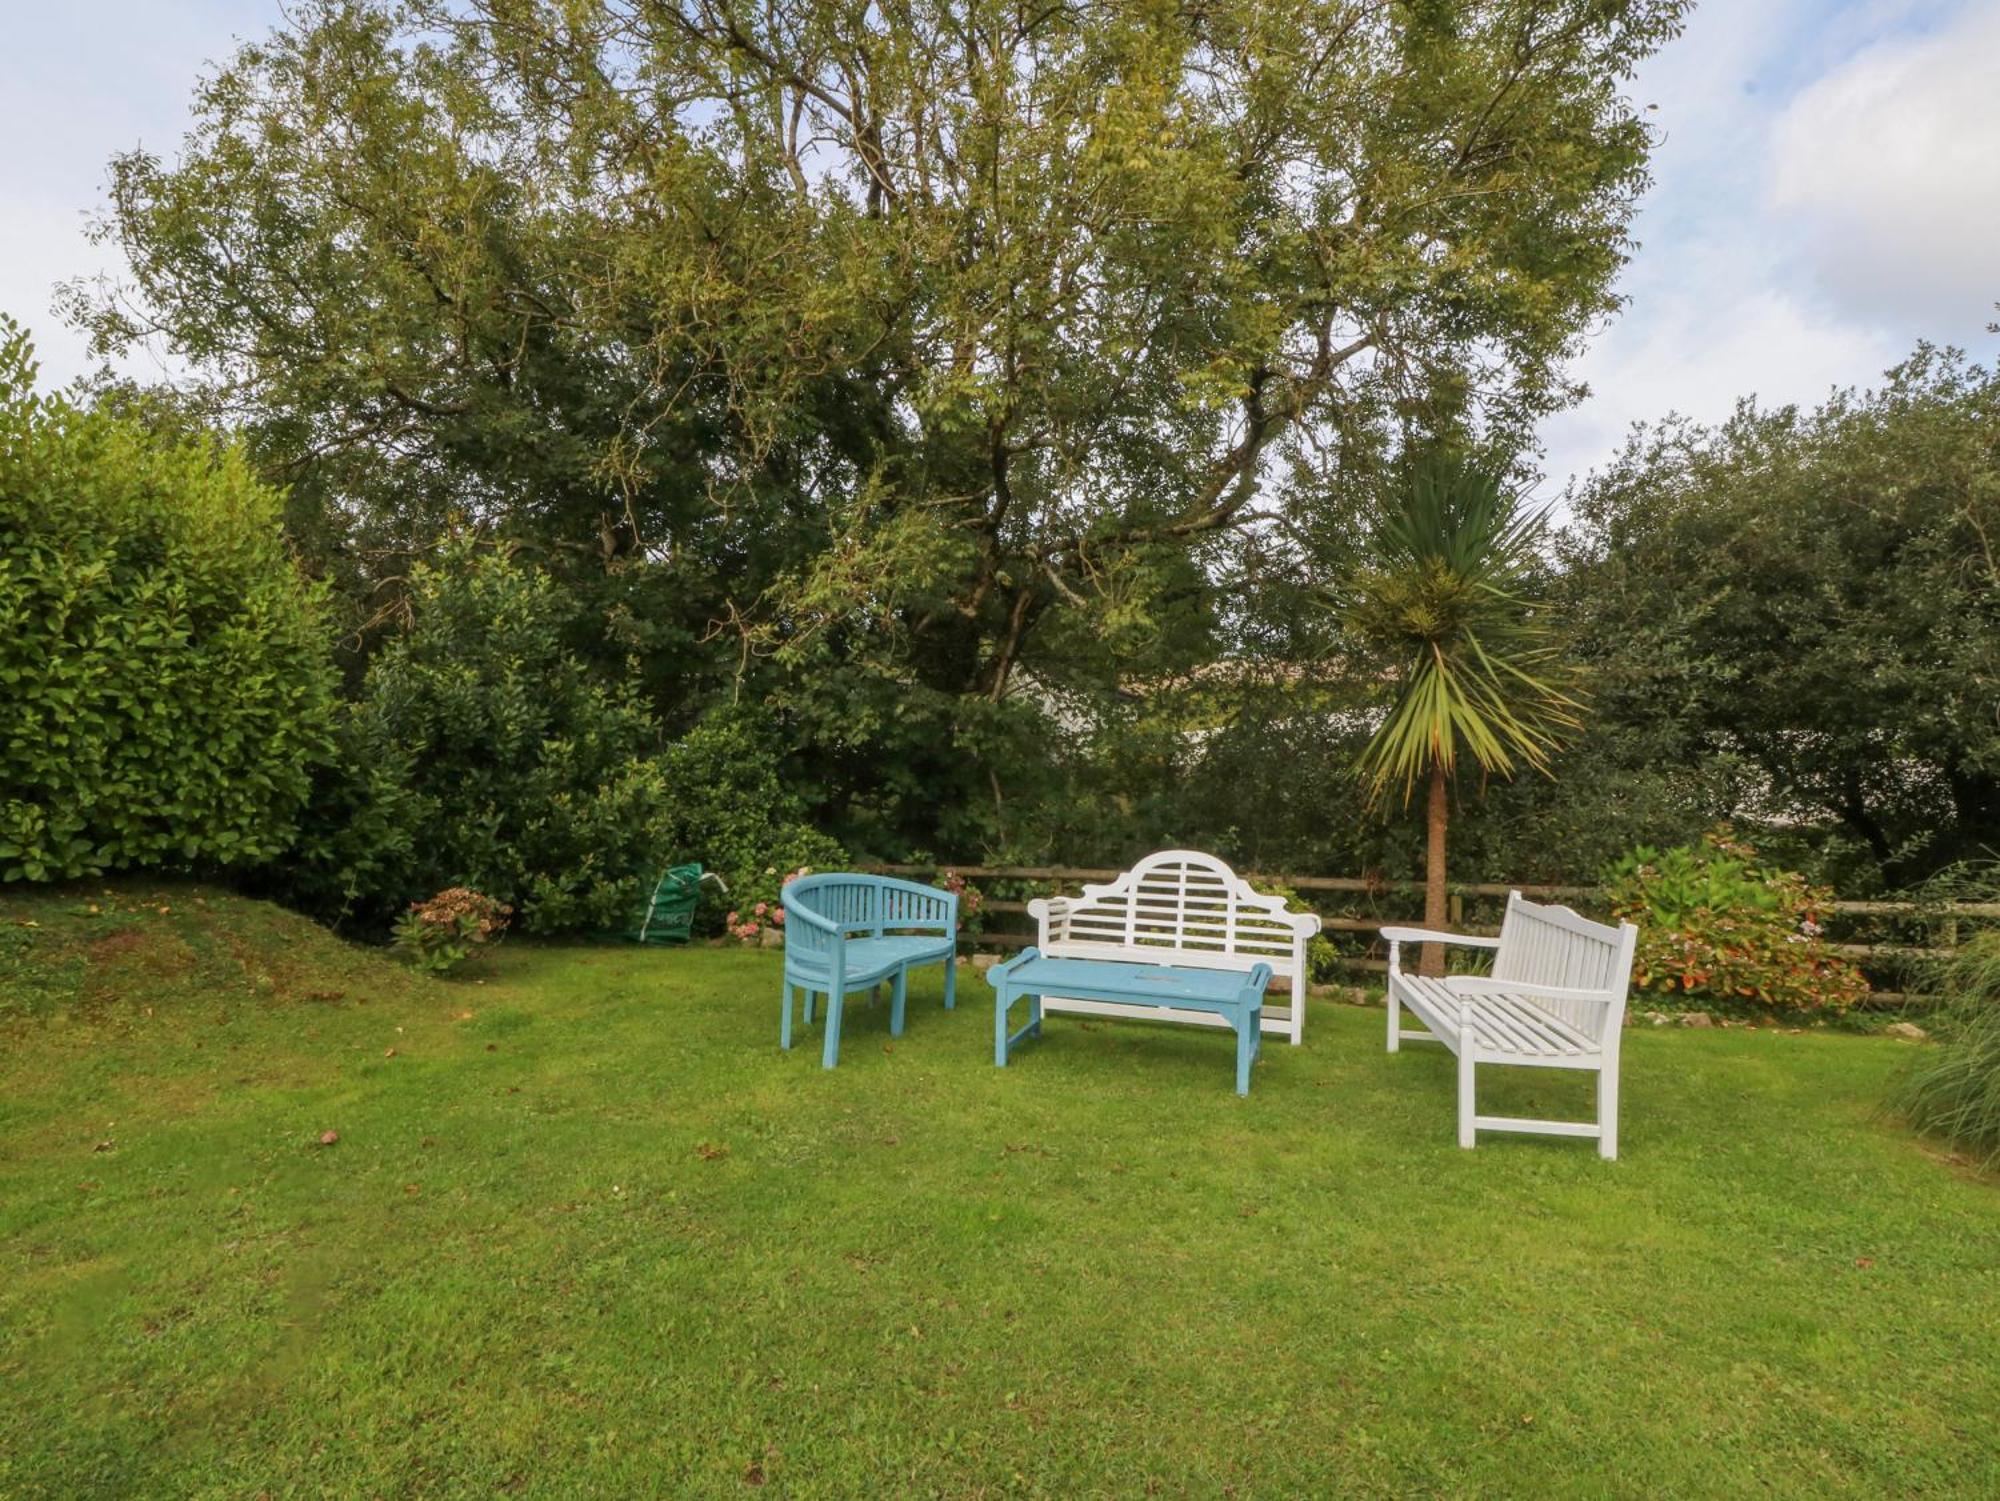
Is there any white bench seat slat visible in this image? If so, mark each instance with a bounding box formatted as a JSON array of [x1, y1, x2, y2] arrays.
[[1384, 893, 1636, 1158], [1397, 979, 1597, 1058]]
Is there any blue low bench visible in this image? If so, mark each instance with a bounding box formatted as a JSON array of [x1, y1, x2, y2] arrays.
[[987, 948, 1275, 1096], [780, 873, 958, 1068]]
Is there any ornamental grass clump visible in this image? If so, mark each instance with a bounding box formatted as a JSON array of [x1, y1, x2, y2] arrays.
[[1897, 929, 2000, 1169], [1605, 830, 1868, 1016], [393, 888, 512, 974]]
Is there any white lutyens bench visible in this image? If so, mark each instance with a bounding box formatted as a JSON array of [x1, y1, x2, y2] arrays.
[[1383, 893, 1638, 1159], [1026, 850, 1322, 1043]]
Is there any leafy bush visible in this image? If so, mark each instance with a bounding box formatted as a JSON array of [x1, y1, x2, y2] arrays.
[[392, 887, 512, 974], [259, 710, 425, 928], [1248, 879, 1344, 985], [655, 707, 846, 935], [0, 319, 336, 882], [287, 544, 676, 932], [1896, 927, 2000, 1168], [1605, 830, 1868, 1015]]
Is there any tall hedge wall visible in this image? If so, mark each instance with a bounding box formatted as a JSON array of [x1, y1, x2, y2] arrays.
[[0, 321, 335, 881]]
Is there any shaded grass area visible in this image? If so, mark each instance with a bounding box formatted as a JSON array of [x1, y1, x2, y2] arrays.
[[2, 883, 1997, 1498]]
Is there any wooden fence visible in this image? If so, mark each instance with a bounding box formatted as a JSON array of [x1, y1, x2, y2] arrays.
[[854, 863, 1998, 1005]]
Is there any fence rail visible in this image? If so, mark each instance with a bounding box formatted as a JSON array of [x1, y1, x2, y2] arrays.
[[855, 862, 1987, 1003]]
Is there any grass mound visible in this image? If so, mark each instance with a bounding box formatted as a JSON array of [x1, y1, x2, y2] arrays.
[[0, 880, 424, 1024]]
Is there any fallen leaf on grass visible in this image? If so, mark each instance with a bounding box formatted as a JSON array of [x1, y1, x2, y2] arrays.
[[384, 1047, 397, 1058], [742, 1461, 765, 1486], [696, 1142, 729, 1161], [93, 1140, 115, 1153], [1855, 1256, 1875, 1269], [317, 1130, 339, 1147]]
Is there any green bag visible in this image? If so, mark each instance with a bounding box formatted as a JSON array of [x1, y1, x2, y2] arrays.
[[633, 862, 710, 945]]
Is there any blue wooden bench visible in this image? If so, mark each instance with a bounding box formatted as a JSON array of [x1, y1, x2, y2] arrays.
[[780, 873, 958, 1068], [987, 948, 1274, 1095]]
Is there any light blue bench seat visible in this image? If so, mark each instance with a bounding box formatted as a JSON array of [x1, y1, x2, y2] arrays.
[[780, 874, 958, 1068], [987, 948, 1274, 1095]]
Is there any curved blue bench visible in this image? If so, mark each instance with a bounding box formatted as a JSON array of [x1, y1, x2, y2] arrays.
[[780, 874, 958, 1067]]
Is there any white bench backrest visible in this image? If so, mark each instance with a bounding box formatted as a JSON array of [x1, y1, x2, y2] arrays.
[[1030, 849, 1321, 979], [1492, 892, 1638, 1039]]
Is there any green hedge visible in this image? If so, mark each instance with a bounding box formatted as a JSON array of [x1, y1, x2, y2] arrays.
[[0, 321, 335, 881]]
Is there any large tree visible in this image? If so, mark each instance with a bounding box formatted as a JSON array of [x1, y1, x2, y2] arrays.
[[76, 0, 1686, 850], [1558, 345, 2000, 890]]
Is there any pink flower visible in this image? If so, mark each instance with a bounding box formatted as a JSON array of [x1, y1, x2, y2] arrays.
[[754, 902, 768, 917], [727, 910, 739, 925], [772, 909, 785, 926]]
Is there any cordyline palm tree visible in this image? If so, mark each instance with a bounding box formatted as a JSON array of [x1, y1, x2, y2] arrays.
[[1344, 454, 1583, 976]]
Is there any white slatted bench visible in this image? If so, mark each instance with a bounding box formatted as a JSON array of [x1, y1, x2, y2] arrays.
[[1025, 849, 1322, 1043], [1383, 892, 1638, 1159]]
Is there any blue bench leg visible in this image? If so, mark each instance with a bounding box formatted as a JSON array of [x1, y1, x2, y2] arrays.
[[1029, 992, 1043, 1036], [1236, 1011, 1255, 1096], [804, 990, 816, 1025], [822, 988, 845, 1070], [994, 985, 1011, 1066], [780, 983, 793, 1050], [890, 969, 907, 1037], [943, 955, 957, 1010]]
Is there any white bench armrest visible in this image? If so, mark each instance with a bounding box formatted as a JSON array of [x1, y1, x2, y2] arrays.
[[1379, 926, 1501, 948]]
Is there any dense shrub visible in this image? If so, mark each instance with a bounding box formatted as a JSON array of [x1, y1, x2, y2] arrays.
[[279, 550, 846, 934], [282, 544, 675, 931], [0, 320, 335, 882], [656, 708, 846, 935], [1605, 830, 1868, 1015]]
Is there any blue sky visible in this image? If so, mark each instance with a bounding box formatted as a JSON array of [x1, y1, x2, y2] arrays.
[[3, 0, 1996, 495]]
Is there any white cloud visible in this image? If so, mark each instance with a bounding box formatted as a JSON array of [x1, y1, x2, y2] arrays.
[[1538, 287, 1899, 502], [1533, 0, 2000, 497], [0, 2, 272, 391], [1772, 3, 2000, 332]]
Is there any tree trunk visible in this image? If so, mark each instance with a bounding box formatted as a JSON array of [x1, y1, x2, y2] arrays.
[[1422, 761, 1449, 977]]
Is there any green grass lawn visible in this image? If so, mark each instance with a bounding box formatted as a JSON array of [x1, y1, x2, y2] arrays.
[[3, 885, 1997, 1498]]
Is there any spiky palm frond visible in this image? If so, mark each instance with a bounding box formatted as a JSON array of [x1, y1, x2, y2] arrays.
[[1346, 454, 1583, 803]]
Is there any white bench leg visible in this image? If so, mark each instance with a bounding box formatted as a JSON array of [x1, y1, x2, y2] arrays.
[[1458, 1050, 1476, 1149], [1597, 1067, 1619, 1161], [1386, 982, 1400, 1053]]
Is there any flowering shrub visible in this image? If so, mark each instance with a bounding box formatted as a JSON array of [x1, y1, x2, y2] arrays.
[[725, 866, 812, 943], [938, 870, 985, 932], [1604, 830, 1867, 1015], [392, 887, 512, 974]]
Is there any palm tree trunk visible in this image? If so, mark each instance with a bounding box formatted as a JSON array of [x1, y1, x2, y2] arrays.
[[1422, 761, 1448, 977]]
